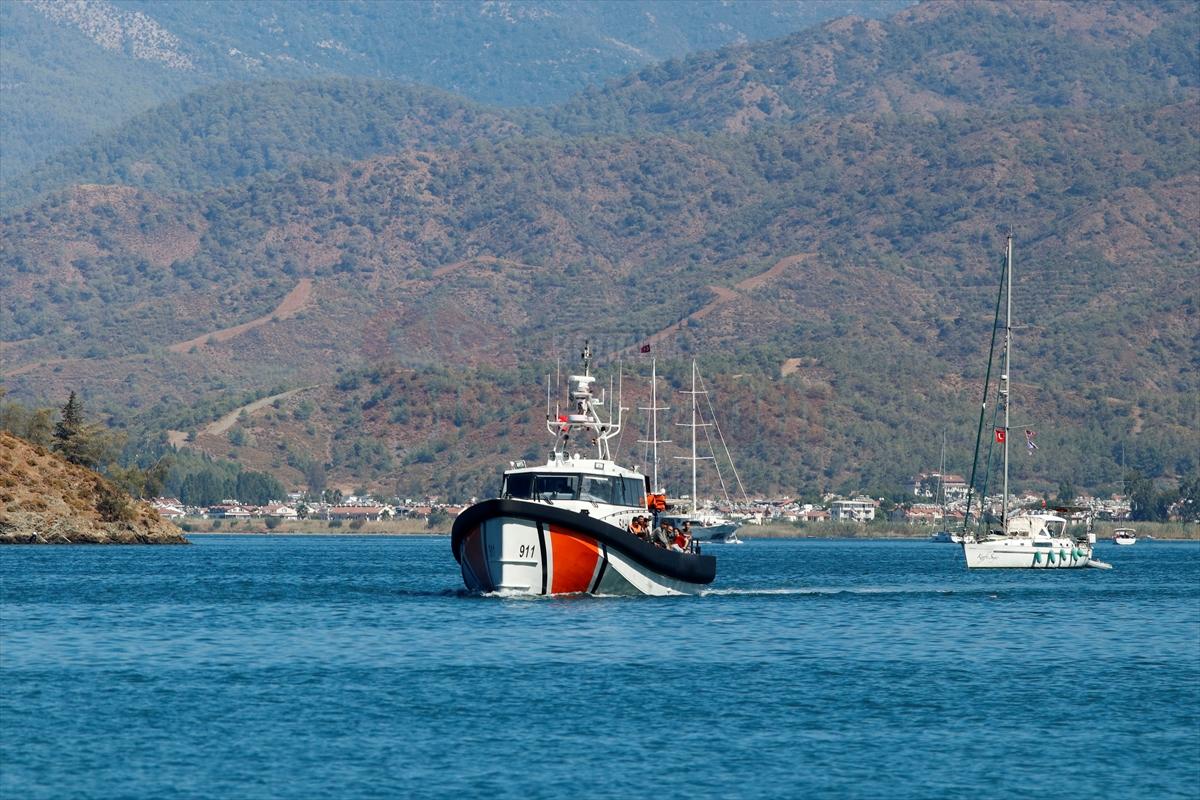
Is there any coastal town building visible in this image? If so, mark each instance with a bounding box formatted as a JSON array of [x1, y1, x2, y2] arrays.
[[912, 472, 969, 501], [830, 497, 877, 522]]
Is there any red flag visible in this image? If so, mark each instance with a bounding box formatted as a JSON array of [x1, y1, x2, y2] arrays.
[[994, 428, 1006, 443], [640, 343, 651, 353]]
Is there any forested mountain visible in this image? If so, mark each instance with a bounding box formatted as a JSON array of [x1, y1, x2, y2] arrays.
[[0, 0, 907, 180], [554, 0, 1199, 133], [2, 80, 530, 207], [1, 0, 1196, 500]]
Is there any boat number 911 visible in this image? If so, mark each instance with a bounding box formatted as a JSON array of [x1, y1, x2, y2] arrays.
[[518, 544, 537, 559]]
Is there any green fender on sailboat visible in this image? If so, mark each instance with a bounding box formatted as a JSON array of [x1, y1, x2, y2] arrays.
[[1047, 550, 1055, 564], [1060, 549, 1068, 562], [1033, 551, 1042, 565]]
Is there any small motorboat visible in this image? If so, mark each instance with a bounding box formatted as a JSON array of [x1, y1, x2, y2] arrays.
[[1112, 528, 1137, 546]]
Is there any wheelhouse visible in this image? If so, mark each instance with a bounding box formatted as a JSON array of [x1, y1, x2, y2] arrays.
[[502, 469, 649, 508]]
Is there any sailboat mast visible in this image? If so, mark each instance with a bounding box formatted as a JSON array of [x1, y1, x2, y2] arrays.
[[939, 430, 947, 527], [652, 359, 660, 493], [1001, 231, 1013, 532], [691, 359, 699, 518]]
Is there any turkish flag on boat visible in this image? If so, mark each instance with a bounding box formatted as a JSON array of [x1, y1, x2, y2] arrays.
[[994, 428, 1007, 443], [640, 343, 651, 353]]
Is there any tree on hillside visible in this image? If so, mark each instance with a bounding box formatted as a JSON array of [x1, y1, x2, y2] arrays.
[[51, 391, 114, 469], [52, 392, 83, 453], [305, 461, 327, 495], [235, 470, 285, 505], [0, 390, 55, 447]]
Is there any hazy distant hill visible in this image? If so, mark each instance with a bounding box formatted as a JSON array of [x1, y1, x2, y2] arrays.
[[0, 0, 908, 180], [1, 0, 1196, 499], [2, 79, 530, 206], [553, 0, 1199, 134]]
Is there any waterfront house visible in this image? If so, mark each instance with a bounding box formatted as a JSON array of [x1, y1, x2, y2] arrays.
[[830, 498, 877, 522]]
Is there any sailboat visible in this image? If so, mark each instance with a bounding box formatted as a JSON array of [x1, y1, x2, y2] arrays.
[[658, 360, 744, 543], [960, 232, 1100, 569], [929, 432, 963, 543]]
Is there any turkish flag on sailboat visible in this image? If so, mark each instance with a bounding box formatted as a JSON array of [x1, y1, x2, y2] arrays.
[[994, 428, 1007, 443], [640, 343, 652, 353]]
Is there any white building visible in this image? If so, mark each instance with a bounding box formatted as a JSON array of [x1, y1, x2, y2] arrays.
[[830, 498, 877, 522]]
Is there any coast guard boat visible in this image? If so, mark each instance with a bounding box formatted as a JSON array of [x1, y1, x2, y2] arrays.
[[451, 345, 716, 596]]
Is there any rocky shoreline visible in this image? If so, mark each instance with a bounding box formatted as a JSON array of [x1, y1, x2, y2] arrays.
[[0, 432, 188, 545]]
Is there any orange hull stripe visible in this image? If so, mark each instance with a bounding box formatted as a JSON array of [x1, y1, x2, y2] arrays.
[[549, 528, 601, 594]]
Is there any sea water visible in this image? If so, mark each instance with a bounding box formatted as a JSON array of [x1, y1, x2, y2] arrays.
[[1, 537, 1197, 799]]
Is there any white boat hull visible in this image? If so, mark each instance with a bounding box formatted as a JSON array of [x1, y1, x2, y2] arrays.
[[963, 538, 1093, 569], [697, 522, 740, 542]]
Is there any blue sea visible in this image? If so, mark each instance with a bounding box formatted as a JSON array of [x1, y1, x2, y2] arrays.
[[2, 536, 1197, 799]]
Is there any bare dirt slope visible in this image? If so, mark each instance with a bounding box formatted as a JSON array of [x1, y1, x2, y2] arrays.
[[167, 279, 313, 354]]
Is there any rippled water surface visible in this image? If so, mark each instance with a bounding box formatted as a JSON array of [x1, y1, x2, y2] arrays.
[[2, 536, 1198, 799]]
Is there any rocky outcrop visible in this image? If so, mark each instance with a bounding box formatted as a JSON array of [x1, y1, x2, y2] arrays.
[[0, 431, 187, 544]]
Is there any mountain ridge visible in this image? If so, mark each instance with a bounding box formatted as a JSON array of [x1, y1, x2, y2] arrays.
[[1, 0, 1196, 498]]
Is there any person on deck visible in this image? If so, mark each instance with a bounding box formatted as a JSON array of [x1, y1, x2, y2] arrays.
[[673, 522, 692, 552]]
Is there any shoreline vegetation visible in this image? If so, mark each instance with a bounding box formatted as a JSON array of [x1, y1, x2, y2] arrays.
[[179, 518, 1199, 541]]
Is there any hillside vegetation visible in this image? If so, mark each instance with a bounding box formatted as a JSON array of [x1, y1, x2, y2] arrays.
[[0, 0, 1196, 500], [0, 0, 907, 180]]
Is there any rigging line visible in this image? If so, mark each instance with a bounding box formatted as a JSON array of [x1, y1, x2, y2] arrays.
[[978, 387, 1003, 529], [700, 410, 733, 506], [697, 367, 750, 503], [961, 250, 1008, 538]]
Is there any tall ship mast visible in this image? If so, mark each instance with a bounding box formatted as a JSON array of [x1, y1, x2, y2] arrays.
[[662, 359, 746, 544]]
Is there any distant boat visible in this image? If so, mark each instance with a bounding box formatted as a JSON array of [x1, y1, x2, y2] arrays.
[[649, 359, 745, 544], [1112, 528, 1137, 546], [959, 232, 1099, 569], [929, 431, 961, 543]]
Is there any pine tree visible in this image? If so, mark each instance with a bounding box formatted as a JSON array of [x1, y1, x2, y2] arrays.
[[53, 391, 89, 466]]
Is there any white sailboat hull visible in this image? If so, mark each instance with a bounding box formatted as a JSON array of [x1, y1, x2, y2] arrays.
[[963, 538, 1093, 569], [695, 521, 740, 542]]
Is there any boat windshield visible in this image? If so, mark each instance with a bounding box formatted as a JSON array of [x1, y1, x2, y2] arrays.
[[1045, 519, 1066, 537], [503, 472, 645, 507]]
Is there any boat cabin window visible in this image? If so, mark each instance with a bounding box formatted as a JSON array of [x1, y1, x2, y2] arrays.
[[580, 476, 615, 503], [1044, 520, 1066, 537], [534, 475, 578, 501], [502, 473, 644, 507]]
